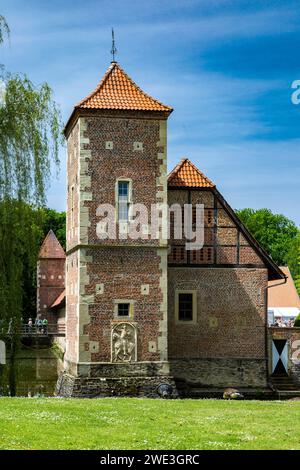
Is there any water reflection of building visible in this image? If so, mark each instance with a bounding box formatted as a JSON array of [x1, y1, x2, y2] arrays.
[[13, 349, 63, 397]]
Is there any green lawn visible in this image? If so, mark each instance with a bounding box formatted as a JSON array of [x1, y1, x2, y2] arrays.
[[0, 397, 299, 450]]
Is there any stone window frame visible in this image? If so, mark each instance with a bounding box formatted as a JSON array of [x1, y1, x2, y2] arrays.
[[115, 177, 133, 226], [114, 299, 135, 319], [175, 289, 197, 325]]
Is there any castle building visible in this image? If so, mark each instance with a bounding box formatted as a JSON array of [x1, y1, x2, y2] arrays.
[[37, 230, 65, 325], [48, 60, 287, 397]]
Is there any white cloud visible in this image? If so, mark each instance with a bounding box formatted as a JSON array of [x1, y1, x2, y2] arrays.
[[4, 3, 299, 48]]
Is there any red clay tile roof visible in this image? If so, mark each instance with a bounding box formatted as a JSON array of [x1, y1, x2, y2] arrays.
[[168, 158, 215, 188], [76, 62, 172, 113], [268, 267, 300, 308], [38, 230, 66, 259], [50, 290, 66, 309]]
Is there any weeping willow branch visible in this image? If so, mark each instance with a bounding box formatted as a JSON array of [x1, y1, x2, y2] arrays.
[[0, 72, 63, 321], [0, 71, 63, 205], [0, 22, 63, 393], [0, 15, 10, 44]]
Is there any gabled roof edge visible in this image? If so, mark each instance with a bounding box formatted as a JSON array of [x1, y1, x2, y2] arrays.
[[214, 188, 286, 281]]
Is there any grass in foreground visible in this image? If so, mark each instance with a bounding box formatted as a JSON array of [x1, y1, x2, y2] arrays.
[[0, 398, 299, 450]]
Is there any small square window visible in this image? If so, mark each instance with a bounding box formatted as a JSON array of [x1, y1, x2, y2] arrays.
[[118, 303, 130, 317]]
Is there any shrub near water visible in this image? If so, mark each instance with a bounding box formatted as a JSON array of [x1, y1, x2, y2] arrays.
[[294, 314, 300, 327]]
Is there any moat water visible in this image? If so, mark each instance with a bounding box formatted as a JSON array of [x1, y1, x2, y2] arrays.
[[0, 346, 63, 397]]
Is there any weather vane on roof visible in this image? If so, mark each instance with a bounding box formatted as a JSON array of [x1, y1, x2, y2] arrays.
[[111, 28, 117, 62]]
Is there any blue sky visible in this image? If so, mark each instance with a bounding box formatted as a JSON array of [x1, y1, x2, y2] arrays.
[[1, 0, 300, 224]]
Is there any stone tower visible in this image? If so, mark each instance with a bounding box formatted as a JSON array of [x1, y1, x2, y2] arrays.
[[37, 230, 65, 324], [59, 62, 174, 396]]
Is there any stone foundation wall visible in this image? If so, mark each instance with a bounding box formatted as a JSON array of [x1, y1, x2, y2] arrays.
[[56, 372, 75, 397], [169, 358, 268, 389], [290, 362, 300, 387], [57, 361, 177, 398], [57, 373, 177, 398], [78, 360, 171, 378], [57, 357, 267, 398]]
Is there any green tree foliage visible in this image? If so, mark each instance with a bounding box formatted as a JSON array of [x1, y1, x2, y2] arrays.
[[39, 208, 66, 250], [285, 231, 300, 289], [236, 208, 298, 265], [0, 72, 61, 204], [0, 16, 63, 394], [294, 313, 300, 327], [237, 208, 300, 294]]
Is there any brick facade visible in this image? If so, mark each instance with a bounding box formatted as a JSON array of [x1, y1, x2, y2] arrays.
[[168, 268, 267, 359], [81, 247, 166, 363], [168, 268, 268, 388]]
